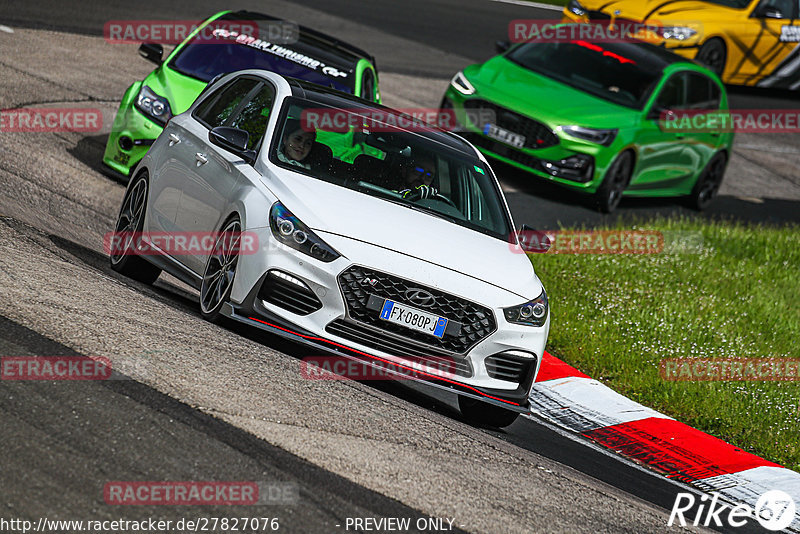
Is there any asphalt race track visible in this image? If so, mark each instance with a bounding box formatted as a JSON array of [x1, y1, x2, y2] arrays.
[[0, 1, 793, 533]]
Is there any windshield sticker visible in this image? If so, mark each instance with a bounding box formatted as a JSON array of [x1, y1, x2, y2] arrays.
[[212, 28, 349, 78], [780, 25, 800, 43]]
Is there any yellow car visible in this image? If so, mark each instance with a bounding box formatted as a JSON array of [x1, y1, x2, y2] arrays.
[[563, 0, 800, 89]]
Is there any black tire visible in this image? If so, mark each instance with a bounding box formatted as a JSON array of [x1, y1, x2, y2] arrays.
[[199, 216, 242, 323], [696, 38, 727, 77], [594, 151, 633, 213], [109, 171, 162, 284], [687, 152, 727, 211], [458, 396, 520, 428]]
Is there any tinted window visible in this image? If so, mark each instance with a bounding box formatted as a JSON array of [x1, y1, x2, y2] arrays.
[[194, 78, 259, 128], [229, 84, 276, 150], [753, 0, 796, 17], [506, 41, 664, 109], [655, 74, 687, 110], [687, 73, 721, 110], [169, 39, 353, 93], [361, 69, 375, 101]]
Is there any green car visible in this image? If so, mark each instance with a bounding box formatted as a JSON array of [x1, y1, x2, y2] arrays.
[[442, 34, 734, 212], [104, 10, 380, 180]]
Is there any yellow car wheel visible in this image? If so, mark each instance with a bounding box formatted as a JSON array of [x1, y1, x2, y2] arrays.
[[696, 38, 727, 78]]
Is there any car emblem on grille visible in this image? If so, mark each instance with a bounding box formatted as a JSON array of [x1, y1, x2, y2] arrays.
[[405, 288, 436, 308], [361, 277, 378, 287]]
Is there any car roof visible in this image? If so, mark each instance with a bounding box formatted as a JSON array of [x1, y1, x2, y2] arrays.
[[285, 78, 480, 156], [221, 11, 377, 73]]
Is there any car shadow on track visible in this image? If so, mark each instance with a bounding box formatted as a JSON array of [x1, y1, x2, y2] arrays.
[[492, 159, 800, 228], [45, 231, 491, 430], [67, 134, 129, 184]]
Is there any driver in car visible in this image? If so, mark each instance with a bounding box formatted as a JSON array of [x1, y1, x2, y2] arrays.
[[277, 120, 316, 169], [397, 156, 438, 200]]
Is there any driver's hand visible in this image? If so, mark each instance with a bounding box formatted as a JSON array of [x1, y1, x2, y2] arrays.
[[400, 184, 438, 200]]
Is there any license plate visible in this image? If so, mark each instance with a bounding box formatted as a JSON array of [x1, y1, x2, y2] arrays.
[[379, 299, 448, 338], [484, 123, 526, 148]]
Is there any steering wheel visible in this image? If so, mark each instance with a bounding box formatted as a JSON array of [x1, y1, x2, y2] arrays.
[[432, 193, 458, 209]]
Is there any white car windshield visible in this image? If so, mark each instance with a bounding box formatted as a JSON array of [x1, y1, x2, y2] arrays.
[[269, 98, 513, 240]]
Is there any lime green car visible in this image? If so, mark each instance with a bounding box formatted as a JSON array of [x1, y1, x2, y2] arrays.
[[104, 10, 380, 180], [442, 35, 734, 212]]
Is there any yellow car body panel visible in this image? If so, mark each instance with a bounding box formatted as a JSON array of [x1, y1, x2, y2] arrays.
[[563, 0, 800, 88]]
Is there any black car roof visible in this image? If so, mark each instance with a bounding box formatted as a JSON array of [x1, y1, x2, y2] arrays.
[[221, 11, 377, 73], [286, 78, 477, 156]]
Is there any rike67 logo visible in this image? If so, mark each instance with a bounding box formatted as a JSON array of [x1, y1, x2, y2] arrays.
[[669, 490, 796, 531]]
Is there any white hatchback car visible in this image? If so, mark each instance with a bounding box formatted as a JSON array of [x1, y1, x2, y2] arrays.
[[110, 70, 549, 427]]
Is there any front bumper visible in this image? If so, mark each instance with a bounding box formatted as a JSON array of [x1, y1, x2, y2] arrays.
[[444, 90, 617, 194], [103, 86, 164, 179], [225, 229, 549, 408]]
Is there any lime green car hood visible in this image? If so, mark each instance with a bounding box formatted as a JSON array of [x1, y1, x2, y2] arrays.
[[466, 56, 641, 130]]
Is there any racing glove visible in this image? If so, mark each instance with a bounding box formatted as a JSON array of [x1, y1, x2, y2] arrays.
[[399, 184, 438, 200]]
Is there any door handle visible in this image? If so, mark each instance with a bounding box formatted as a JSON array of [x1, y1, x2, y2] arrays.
[[195, 152, 208, 166], [168, 133, 181, 146]]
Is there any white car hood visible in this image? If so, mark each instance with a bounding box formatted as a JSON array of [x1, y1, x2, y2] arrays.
[[262, 170, 541, 300]]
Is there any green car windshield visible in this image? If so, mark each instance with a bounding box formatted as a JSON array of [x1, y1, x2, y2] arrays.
[[270, 98, 512, 240], [169, 38, 354, 93], [506, 41, 664, 109]]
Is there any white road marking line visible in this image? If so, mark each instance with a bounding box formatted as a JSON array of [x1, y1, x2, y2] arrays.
[[488, 0, 565, 11], [0, 25, 14, 34]]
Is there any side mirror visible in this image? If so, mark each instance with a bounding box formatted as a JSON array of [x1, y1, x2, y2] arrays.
[[753, 4, 784, 18], [517, 225, 552, 253], [495, 40, 511, 54], [209, 126, 257, 164], [138, 43, 164, 65], [647, 105, 671, 121]]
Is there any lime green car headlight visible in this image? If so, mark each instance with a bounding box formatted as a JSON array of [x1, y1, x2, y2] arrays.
[[134, 86, 173, 126], [450, 71, 476, 95], [504, 289, 548, 327], [560, 125, 618, 147]]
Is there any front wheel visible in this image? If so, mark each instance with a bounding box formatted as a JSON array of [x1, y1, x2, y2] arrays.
[[696, 38, 727, 78], [458, 396, 520, 428], [594, 151, 633, 213], [109, 172, 162, 284], [200, 217, 242, 323], [687, 152, 727, 211]]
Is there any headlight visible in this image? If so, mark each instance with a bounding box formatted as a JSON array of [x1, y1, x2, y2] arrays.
[[269, 202, 340, 263], [560, 125, 618, 147], [567, 0, 586, 16], [450, 71, 475, 95], [504, 289, 548, 327], [135, 85, 172, 125], [658, 26, 697, 41]]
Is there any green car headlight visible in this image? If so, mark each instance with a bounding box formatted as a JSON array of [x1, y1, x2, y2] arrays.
[[269, 202, 341, 263], [504, 289, 548, 327], [567, 0, 586, 16], [561, 125, 618, 147], [658, 26, 698, 41], [135, 85, 173, 126], [450, 71, 476, 95]]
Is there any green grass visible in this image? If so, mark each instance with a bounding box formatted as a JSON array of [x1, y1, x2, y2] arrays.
[[530, 217, 800, 471]]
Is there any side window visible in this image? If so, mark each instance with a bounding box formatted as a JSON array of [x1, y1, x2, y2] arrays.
[[229, 84, 276, 150], [655, 73, 687, 110], [753, 0, 796, 18], [194, 77, 259, 129], [360, 69, 375, 101], [687, 73, 721, 110]]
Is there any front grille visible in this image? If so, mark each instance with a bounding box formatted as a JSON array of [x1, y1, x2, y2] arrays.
[[461, 132, 544, 170], [258, 271, 322, 316], [325, 319, 473, 377], [463, 99, 559, 149], [337, 265, 496, 355], [485, 353, 535, 383]]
